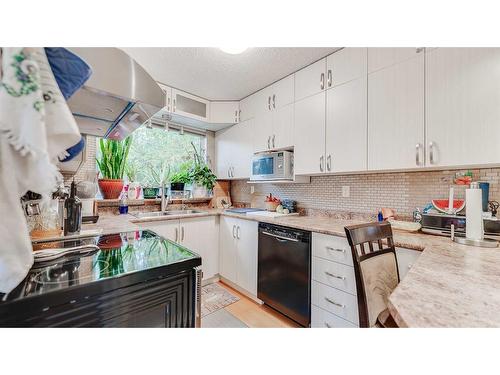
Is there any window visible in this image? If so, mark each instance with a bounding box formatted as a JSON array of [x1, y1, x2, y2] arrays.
[[126, 124, 206, 184]]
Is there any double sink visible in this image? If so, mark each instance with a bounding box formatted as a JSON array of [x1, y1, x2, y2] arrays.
[[132, 209, 205, 219]]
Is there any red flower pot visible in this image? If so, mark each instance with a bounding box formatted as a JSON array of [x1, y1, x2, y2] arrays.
[[98, 179, 124, 199]]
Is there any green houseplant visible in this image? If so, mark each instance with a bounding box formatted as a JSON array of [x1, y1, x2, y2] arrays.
[[96, 137, 132, 199], [188, 142, 216, 197], [143, 161, 171, 199], [170, 161, 193, 192]]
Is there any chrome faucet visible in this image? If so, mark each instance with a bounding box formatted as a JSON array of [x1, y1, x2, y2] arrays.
[[161, 183, 169, 214]]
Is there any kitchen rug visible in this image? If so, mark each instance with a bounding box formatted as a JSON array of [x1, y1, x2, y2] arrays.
[[201, 283, 239, 317], [202, 308, 248, 328]]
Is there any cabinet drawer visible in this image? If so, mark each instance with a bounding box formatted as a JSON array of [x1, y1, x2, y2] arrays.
[[312, 281, 359, 325], [311, 305, 357, 328], [312, 233, 353, 266], [312, 257, 356, 295]]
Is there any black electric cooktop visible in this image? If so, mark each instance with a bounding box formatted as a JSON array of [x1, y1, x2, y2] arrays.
[[1, 230, 201, 303]]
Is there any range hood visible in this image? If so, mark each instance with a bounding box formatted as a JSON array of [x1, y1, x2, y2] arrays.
[[67, 48, 165, 140]]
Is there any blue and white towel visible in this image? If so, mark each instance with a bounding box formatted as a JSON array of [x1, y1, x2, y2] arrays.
[[0, 47, 81, 293]]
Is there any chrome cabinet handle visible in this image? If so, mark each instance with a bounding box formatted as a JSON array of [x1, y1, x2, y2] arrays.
[[181, 226, 185, 242], [415, 143, 421, 166], [173, 98, 176, 112], [326, 246, 345, 253], [325, 271, 346, 280], [175, 227, 179, 242], [267, 136, 271, 149], [272, 134, 275, 149], [272, 94, 276, 109], [228, 168, 231, 178], [324, 322, 332, 328], [429, 141, 435, 164], [238, 109, 241, 121], [236, 226, 241, 239], [167, 97, 171, 111], [320, 73, 325, 90], [268, 96, 271, 110], [326, 154, 332, 171], [232, 225, 236, 238], [235, 110, 238, 122], [416, 47, 424, 53], [327, 69, 332, 87], [320, 155, 324, 172], [324, 297, 345, 308]]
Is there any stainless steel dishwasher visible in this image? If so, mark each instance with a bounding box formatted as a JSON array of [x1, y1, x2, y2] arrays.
[[257, 222, 311, 327]]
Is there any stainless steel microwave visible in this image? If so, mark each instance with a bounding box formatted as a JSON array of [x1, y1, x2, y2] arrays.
[[251, 151, 294, 181]]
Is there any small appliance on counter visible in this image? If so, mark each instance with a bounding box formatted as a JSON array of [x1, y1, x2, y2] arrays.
[[421, 213, 500, 240]]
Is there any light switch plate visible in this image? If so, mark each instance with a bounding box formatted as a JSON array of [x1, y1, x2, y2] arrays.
[[250, 186, 255, 194], [342, 186, 350, 198]]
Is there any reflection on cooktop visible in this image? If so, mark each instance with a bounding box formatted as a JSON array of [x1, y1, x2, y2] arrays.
[[5, 230, 199, 302]]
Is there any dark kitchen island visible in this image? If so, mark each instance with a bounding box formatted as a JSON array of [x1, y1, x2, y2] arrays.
[[0, 230, 202, 327]]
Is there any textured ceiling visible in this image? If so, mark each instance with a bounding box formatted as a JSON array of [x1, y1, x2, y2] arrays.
[[121, 47, 339, 100]]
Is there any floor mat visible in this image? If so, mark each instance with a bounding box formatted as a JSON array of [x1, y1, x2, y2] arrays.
[[201, 283, 239, 317], [202, 308, 248, 328]]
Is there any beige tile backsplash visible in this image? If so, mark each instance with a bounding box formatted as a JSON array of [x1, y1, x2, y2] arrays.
[[231, 168, 500, 218]]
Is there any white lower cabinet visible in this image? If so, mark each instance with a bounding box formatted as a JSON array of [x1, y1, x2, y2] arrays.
[[311, 305, 357, 328], [219, 216, 258, 296], [136, 216, 219, 281]]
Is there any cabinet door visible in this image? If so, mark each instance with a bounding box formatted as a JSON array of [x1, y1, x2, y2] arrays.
[[272, 103, 294, 149], [214, 127, 233, 179], [295, 58, 327, 101], [231, 119, 254, 179], [172, 89, 209, 121], [181, 216, 219, 280], [239, 93, 257, 122], [293, 92, 326, 175], [326, 76, 367, 173], [219, 217, 238, 283], [368, 47, 421, 74], [136, 220, 180, 243], [210, 101, 239, 124], [426, 48, 500, 167], [326, 48, 367, 88], [272, 74, 295, 108], [235, 219, 258, 296], [253, 110, 273, 152], [396, 247, 421, 280], [367, 53, 424, 171]]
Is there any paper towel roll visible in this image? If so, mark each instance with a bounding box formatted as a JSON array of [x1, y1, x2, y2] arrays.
[[466, 187, 484, 240]]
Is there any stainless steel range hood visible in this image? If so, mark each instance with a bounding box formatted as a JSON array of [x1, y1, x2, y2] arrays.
[[67, 48, 165, 140]]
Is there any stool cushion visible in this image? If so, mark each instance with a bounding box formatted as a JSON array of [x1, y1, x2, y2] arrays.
[[360, 252, 399, 327]]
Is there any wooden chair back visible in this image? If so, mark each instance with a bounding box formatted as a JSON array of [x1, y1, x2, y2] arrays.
[[344, 222, 400, 327]]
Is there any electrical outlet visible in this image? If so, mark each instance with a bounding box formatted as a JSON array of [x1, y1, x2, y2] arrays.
[[342, 186, 350, 198]]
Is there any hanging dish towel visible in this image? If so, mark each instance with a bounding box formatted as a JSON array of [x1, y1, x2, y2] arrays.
[[0, 47, 81, 294]]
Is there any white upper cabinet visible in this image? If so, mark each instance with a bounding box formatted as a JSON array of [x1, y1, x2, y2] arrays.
[[367, 51, 425, 171], [253, 75, 295, 152], [210, 101, 240, 124], [425, 48, 500, 167], [326, 76, 367, 173], [367, 47, 422, 74], [239, 94, 256, 122], [295, 58, 327, 101], [171, 89, 210, 122], [294, 91, 326, 175], [326, 48, 367, 88], [215, 119, 253, 179]]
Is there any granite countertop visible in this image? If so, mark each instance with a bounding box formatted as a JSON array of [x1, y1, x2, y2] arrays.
[[83, 209, 500, 327]]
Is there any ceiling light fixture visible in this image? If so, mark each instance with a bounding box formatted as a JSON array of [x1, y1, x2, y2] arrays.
[[219, 47, 248, 55]]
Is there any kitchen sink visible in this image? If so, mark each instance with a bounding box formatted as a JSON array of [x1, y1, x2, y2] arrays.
[[132, 210, 205, 219]]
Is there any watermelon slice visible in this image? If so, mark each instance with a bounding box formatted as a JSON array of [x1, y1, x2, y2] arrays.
[[432, 199, 465, 213]]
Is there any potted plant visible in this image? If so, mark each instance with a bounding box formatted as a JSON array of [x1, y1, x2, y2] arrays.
[[96, 137, 132, 199], [170, 161, 192, 192], [143, 161, 171, 199], [188, 142, 216, 198], [125, 162, 141, 199]]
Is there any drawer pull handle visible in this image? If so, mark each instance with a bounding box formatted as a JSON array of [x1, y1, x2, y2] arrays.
[[326, 246, 345, 253], [324, 271, 346, 280], [324, 297, 345, 308], [324, 322, 332, 328]]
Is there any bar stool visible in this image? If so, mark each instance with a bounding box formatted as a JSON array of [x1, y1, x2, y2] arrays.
[[344, 222, 399, 328]]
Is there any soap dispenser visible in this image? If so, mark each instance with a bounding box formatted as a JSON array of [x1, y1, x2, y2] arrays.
[[64, 180, 82, 235]]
